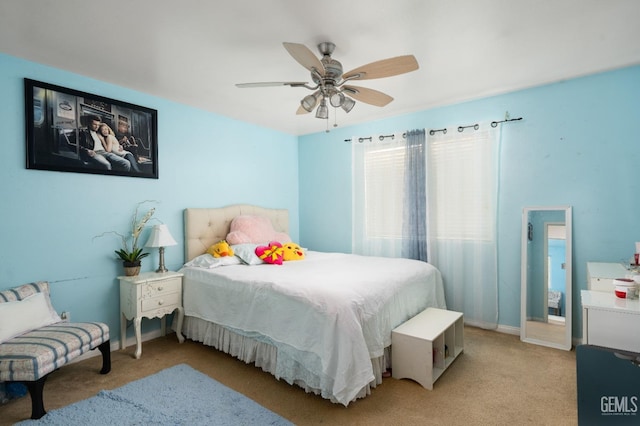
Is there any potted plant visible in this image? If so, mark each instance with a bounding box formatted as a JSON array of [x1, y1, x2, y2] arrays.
[[95, 201, 157, 276], [116, 247, 149, 276]]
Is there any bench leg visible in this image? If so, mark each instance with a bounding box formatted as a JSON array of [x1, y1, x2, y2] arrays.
[[96, 340, 111, 374], [24, 376, 47, 419]]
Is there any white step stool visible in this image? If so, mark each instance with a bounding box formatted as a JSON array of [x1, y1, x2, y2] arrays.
[[392, 307, 464, 389]]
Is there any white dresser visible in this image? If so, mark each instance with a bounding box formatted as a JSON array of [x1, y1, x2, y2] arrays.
[[581, 290, 640, 353]]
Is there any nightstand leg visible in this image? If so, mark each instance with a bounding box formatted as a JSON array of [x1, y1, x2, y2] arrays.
[[134, 317, 142, 359], [175, 306, 185, 343], [120, 312, 127, 350]]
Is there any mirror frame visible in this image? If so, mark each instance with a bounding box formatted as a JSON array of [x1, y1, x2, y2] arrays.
[[520, 205, 572, 350]]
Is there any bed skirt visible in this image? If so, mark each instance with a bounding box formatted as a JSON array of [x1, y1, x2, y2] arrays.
[[181, 315, 388, 405]]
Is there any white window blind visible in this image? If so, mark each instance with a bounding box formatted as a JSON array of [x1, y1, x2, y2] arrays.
[[428, 130, 496, 241], [352, 132, 408, 257], [364, 145, 405, 239]]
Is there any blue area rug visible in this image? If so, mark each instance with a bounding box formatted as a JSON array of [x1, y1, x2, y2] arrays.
[[16, 364, 293, 425]]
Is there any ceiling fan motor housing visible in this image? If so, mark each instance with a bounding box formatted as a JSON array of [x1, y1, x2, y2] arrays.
[[312, 42, 343, 85]]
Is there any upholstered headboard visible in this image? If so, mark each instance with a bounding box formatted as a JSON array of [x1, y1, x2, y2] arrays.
[[184, 205, 289, 261]]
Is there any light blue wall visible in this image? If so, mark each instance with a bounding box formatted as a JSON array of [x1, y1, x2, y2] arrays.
[[299, 65, 640, 339], [3, 50, 639, 343], [0, 53, 299, 343]]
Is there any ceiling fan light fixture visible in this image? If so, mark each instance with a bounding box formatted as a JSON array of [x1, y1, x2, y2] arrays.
[[315, 99, 329, 119], [341, 96, 356, 113], [329, 91, 344, 108], [301, 93, 317, 112]]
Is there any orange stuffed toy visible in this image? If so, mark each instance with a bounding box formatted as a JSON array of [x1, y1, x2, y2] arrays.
[[207, 240, 235, 258]]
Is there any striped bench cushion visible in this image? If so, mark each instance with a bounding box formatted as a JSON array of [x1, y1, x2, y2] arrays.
[[0, 281, 59, 314], [0, 322, 109, 382]]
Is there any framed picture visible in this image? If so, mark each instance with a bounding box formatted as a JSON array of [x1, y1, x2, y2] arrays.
[[25, 78, 158, 179]]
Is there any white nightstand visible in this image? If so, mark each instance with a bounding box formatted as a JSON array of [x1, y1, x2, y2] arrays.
[[119, 271, 185, 359]]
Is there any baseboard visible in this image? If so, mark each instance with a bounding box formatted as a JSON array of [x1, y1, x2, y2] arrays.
[[496, 324, 520, 336], [69, 329, 164, 364]]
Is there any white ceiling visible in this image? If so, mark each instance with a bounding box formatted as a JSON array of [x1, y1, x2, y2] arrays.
[[1, 0, 639, 136]]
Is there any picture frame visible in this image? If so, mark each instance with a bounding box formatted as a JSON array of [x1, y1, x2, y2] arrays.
[[25, 78, 158, 179]]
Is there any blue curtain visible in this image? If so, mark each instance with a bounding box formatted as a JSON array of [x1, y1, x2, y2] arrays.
[[401, 129, 427, 261]]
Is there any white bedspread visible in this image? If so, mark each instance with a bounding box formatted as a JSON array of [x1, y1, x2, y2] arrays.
[[181, 251, 446, 405]]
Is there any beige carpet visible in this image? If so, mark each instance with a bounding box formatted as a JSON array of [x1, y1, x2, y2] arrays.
[[1, 326, 577, 425]]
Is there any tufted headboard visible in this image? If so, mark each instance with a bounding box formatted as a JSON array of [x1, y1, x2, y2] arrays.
[[184, 205, 289, 262]]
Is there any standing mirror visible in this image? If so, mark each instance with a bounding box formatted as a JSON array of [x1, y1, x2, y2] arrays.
[[520, 206, 572, 350]]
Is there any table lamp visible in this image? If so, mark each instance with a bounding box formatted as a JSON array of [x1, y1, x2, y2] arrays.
[[145, 224, 177, 273]]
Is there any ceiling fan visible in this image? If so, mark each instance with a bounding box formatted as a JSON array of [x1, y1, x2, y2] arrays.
[[236, 42, 419, 123]]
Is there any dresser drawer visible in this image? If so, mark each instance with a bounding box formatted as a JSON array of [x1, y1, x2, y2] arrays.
[[141, 291, 181, 313], [141, 277, 181, 298], [587, 309, 640, 353]]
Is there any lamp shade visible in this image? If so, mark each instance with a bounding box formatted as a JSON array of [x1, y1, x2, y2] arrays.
[[341, 96, 355, 113], [145, 224, 177, 248], [315, 99, 328, 119], [301, 93, 318, 112], [329, 91, 344, 108]]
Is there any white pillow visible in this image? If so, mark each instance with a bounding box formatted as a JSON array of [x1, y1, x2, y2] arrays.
[[231, 244, 264, 265], [184, 254, 241, 269], [0, 292, 61, 344]]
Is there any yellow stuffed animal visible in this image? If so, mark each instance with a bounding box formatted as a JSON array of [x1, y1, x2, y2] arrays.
[[207, 240, 235, 258], [282, 242, 305, 261]]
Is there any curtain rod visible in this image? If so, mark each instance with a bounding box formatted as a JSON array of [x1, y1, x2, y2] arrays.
[[344, 132, 407, 143], [429, 117, 523, 135], [344, 116, 523, 142]]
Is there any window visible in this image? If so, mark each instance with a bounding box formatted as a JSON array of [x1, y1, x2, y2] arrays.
[[428, 131, 496, 241], [426, 124, 501, 328], [352, 133, 408, 257], [363, 145, 405, 239]]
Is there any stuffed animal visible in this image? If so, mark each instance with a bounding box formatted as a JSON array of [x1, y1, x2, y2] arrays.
[[255, 241, 284, 265], [282, 242, 305, 261], [207, 240, 235, 258]]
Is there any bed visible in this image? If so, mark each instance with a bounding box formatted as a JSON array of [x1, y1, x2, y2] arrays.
[[179, 205, 446, 405]]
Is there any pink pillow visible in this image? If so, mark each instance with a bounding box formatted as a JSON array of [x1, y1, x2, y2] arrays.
[[255, 241, 284, 265], [226, 215, 291, 245]]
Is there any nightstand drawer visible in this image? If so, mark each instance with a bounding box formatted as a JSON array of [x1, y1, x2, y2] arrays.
[[142, 277, 181, 298], [141, 292, 181, 313]]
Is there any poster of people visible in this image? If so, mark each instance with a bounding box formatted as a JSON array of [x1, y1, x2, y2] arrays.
[[25, 79, 158, 179]]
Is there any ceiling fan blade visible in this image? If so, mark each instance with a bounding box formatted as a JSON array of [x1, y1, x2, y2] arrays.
[[283, 42, 324, 74], [343, 85, 394, 107], [236, 82, 308, 88], [296, 104, 310, 115], [343, 55, 419, 81]]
